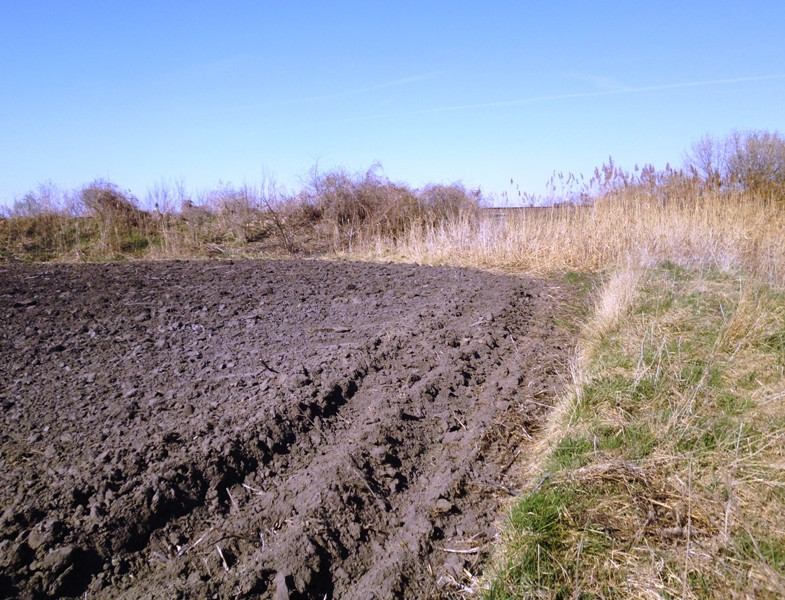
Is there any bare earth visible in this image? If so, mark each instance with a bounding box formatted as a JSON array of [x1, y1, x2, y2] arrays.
[[0, 259, 573, 599]]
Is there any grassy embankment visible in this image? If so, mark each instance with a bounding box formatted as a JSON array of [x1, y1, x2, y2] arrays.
[[3, 172, 785, 598], [484, 265, 785, 599]]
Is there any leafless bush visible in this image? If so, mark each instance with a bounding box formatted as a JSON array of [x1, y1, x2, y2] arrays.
[[7, 182, 68, 218], [81, 180, 145, 225], [146, 180, 189, 215], [418, 183, 482, 223], [684, 129, 785, 197], [292, 165, 480, 251]]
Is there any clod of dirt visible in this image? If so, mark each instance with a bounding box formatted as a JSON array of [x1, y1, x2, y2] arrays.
[[0, 259, 574, 599]]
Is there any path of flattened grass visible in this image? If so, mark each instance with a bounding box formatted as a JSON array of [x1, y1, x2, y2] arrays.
[[484, 264, 785, 599]]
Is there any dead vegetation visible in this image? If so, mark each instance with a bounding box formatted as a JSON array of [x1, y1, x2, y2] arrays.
[[0, 168, 482, 262]]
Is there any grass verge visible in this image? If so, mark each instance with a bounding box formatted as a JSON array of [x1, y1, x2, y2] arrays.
[[481, 264, 785, 599]]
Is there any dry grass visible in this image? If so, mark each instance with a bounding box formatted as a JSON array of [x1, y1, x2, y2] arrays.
[[4, 175, 784, 284], [362, 188, 785, 284], [410, 185, 785, 599]]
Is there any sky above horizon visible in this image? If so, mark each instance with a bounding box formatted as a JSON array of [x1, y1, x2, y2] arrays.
[[2, 1, 784, 207]]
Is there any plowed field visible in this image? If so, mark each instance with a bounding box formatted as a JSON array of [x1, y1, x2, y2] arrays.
[[0, 259, 573, 599]]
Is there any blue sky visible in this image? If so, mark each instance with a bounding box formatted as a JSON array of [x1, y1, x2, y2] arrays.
[[2, 1, 784, 206]]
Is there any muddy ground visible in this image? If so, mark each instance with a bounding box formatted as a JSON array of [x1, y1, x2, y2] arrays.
[[0, 259, 574, 599]]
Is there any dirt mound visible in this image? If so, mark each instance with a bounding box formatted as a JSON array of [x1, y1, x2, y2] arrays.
[[0, 259, 573, 599]]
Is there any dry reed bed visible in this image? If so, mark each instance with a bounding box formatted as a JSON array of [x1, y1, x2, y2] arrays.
[[367, 190, 785, 285]]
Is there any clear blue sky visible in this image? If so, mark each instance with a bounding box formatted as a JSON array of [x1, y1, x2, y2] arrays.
[[2, 1, 784, 207]]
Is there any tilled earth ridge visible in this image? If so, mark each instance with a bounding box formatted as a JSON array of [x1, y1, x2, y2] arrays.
[[0, 259, 574, 600]]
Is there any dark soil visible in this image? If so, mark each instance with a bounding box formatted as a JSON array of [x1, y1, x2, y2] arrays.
[[0, 259, 574, 599]]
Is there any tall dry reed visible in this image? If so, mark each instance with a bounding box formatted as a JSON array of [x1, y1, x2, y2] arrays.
[[367, 189, 785, 284]]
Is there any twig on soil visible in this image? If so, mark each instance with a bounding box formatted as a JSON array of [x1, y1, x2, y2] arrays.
[[526, 399, 553, 409], [242, 482, 264, 495], [177, 527, 213, 557], [349, 456, 391, 510], [259, 358, 278, 374], [440, 546, 481, 554], [504, 325, 521, 359], [150, 551, 171, 564], [351, 467, 384, 507], [216, 544, 230, 572], [437, 572, 475, 594], [501, 449, 523, 472], [477, 477, 518, 496], [296, 405, 320, 431], [226, 487, 239, 511], [334, 412, 351, 425], [532, 472, 551, 492]]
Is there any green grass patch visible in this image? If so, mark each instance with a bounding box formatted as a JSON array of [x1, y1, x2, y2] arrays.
[[548, 437, 593, 471], [733, 531, 785, 576], [589, 423, 655, 460], [485, 483, 615, 600], [119, 232, 150, 253]]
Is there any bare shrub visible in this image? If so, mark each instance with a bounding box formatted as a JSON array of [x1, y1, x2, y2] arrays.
[[200, 183, 254, 216], [726, 130, 785, 195], [8, 181, 67, 218], [145, 179, 188, 215], [81, 180, 145, 226], [684, 129, 785, 197], [418, 183, 482, 223], [294, 165, 479, 251]]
